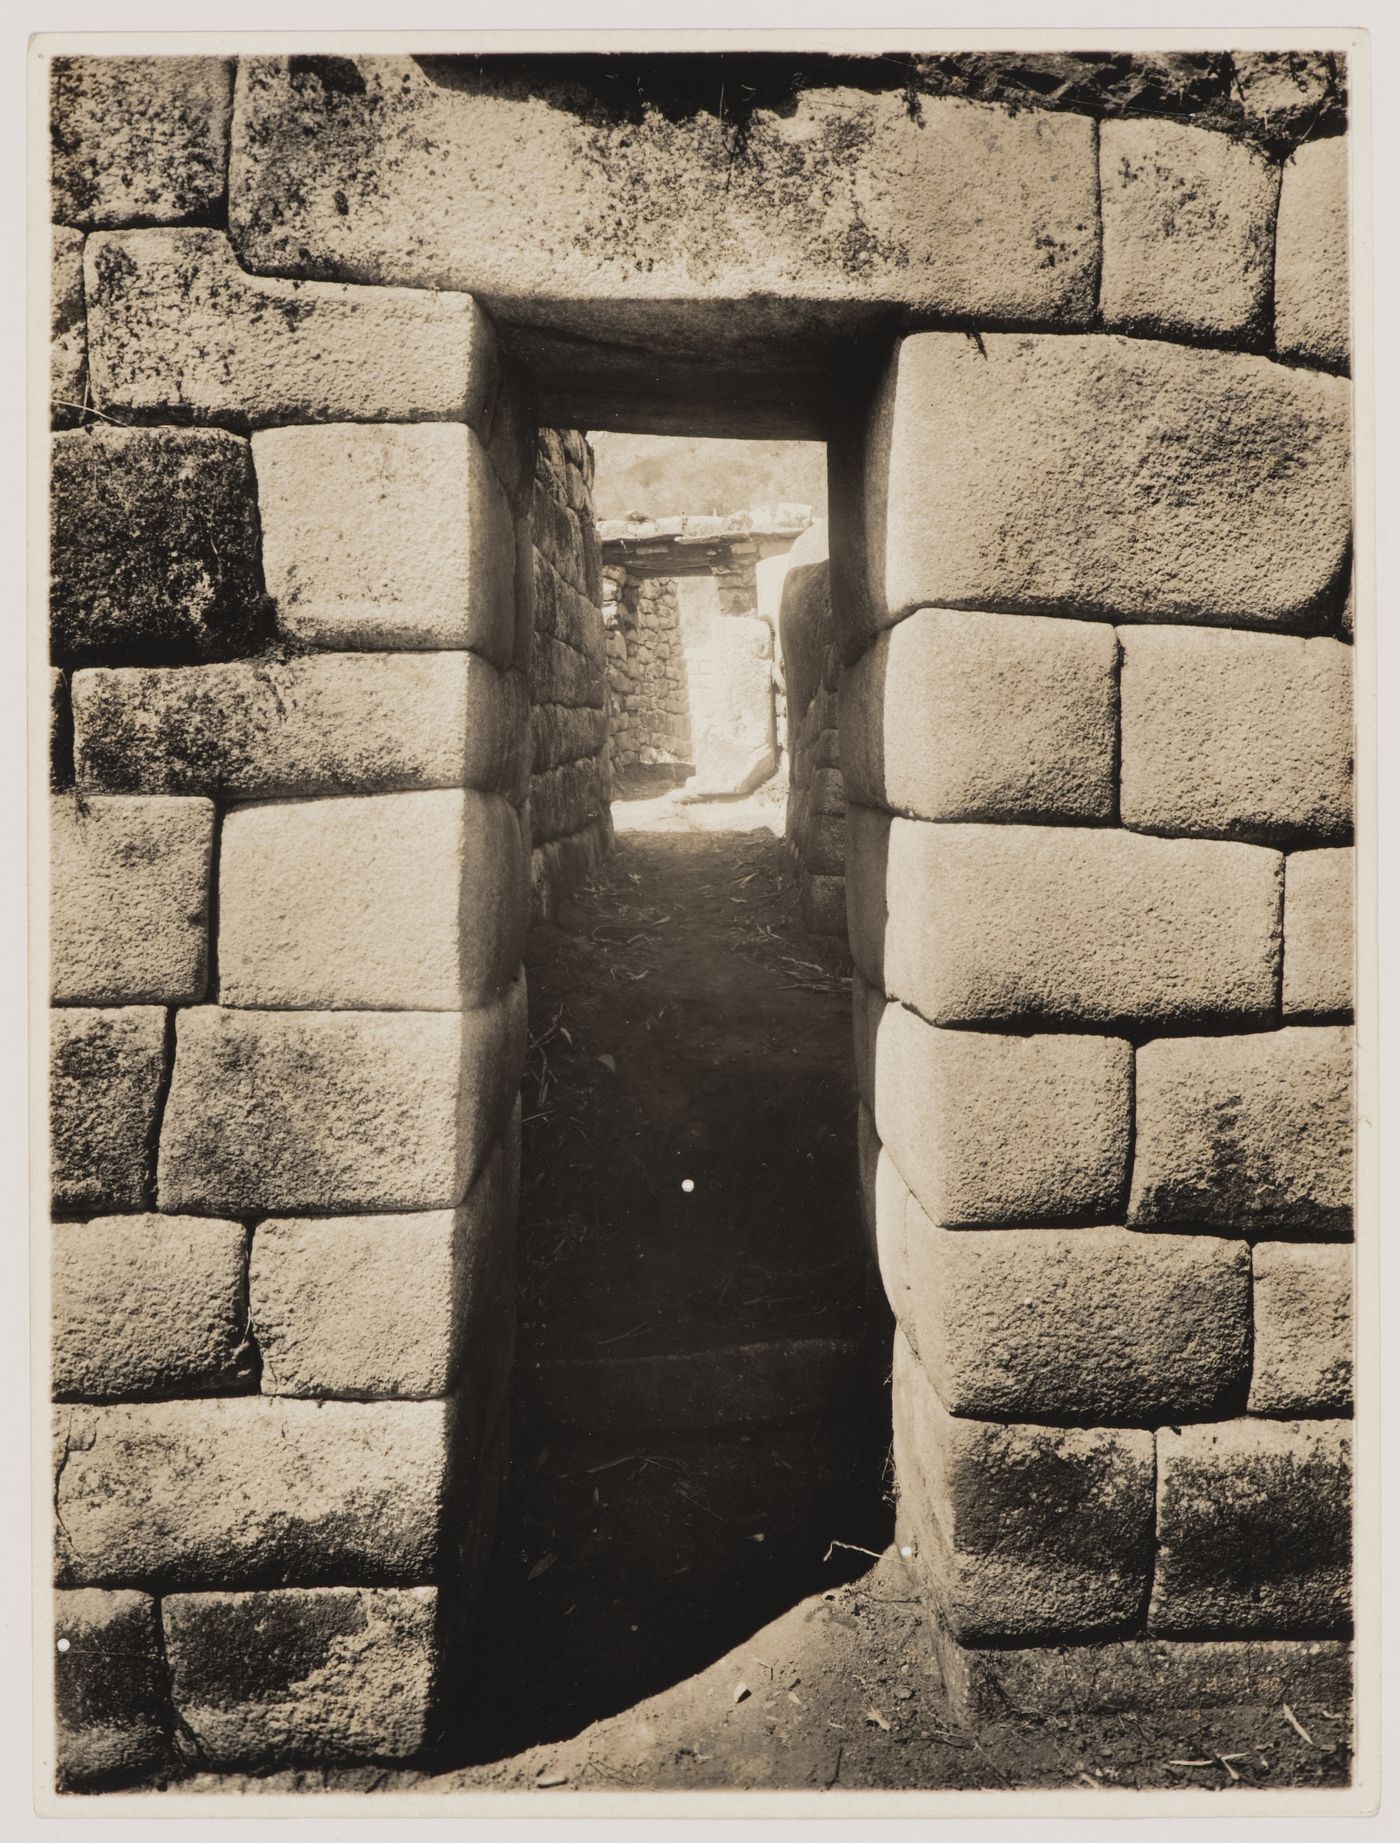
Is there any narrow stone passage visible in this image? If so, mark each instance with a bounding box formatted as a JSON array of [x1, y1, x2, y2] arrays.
[[450, 775, 891, 1761]]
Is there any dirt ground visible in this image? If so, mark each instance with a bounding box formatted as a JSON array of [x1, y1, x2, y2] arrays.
[[187, 1550, 1352, 1798], [175, 775, 1352, 1799], [443, 769, 893, 1759]]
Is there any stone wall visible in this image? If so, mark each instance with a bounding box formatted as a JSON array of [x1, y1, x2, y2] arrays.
[[835, 147, 1353, 1714], [779, 558, 847, 947], [46, 56, 551, 1787], [44, 46, 1356, 1780], [602, 571, 691, 771], [528, 429, 613, 915]]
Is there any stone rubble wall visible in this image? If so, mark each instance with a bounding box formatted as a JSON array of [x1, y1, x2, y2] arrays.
[[601, 571, 692, 772], [44, 48, 1355, 1777], [527, 429, 614, 917], [833, 125, 1353, 1716]]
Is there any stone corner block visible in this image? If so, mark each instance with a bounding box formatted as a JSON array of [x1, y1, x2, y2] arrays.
[[218, 790, 525, 1012], [53, 1587, 170, 1789], [840, 608, 1118, 824], [893, 1338, 1154, 1642], [902, 1220, 1250, 1424], [51, 56, 234, 230], [873, 1003, 1130, 1227], [1099, 117, 1278, 344], [51, 794, 214, 1005], [71, 652, 529, 803], [50, 1006, 168, 1214], [1150, 1418, 1351, 1635], [157, 991, 525, 1215], [1275, 135, 1349, 369], [867, 332, 1350, 632], [250, 1143, 512, 1400], [252, 423, 515, 663], [162, 1585, 439, 1767], [1129, 1027, 1353, 1234]]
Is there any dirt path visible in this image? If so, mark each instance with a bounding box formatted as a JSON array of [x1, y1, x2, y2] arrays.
[[441, 775, 892, 1759]]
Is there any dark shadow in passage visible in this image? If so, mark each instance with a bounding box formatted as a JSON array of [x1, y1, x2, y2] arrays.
[[437, 820, 892, 1765]]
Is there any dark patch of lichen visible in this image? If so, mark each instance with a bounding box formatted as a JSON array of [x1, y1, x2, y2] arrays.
[[50, 426, 277, 670], [410, 48, 1346, 156]]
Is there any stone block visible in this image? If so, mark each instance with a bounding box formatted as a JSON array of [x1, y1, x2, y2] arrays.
[[532, 552, 605, 656], [1151, 1419, 1351, 1635], [1099, 119, 1278, 343], [927, 1617, 1352, 1728], [1250, 1241, 1353, 1415], [778, 561, 832, 727], [251, 1141, 512, 1399], [866, 333, 1350, 630], [163, 1586, 438, 1767], [884, 821, 1281, 1027], [902, 1217, 1250, 1423], [86, 229, 498, 426], [50, 669, 73, 791], [50, 56, 233, 229], [810, 766, 845, 817], [1284, 847, 1354, 1018], [874, 1003, 1130, 1227], [870, 1138, 914, 1321], [54, 1397, 451, 1587], [53, 1588, 169, 1788], [844, 805, 890, 991], [803, 813, 845, 877], [51, 226, 86, 427], [253, 425, 515, 663], [530, 757, 607, 846], [841, 608, 1117, 822], [1120, 627, 1352, 845], [51, 1006, 167, 1213], [531, 702, 608, 773], [50, 426, 268, 667], [1275, 136, 1349, 368], [531, 632, 606, 710], [219, 790, 525, 1012], [797, 871, 846, 940], [895, 1337, 1154, 1641], [51, 794, 214, 1005], [53, 1215, 251, 1401], [72, 652, 529, 803], [157, 991, 525, 1214], [229, 59, 1099, 357], [851, 972, 881, 1112], [1130, 1027, 1353, 1234]]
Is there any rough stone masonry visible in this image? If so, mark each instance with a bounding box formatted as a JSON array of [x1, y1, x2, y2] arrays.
[[47, 48, 1354, 1784]]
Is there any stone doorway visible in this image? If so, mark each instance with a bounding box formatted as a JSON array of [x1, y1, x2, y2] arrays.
[[46, 45, 1357, 1795]]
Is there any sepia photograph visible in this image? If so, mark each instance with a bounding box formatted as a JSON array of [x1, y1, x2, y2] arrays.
[[27, 17, 1377, 1819]]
